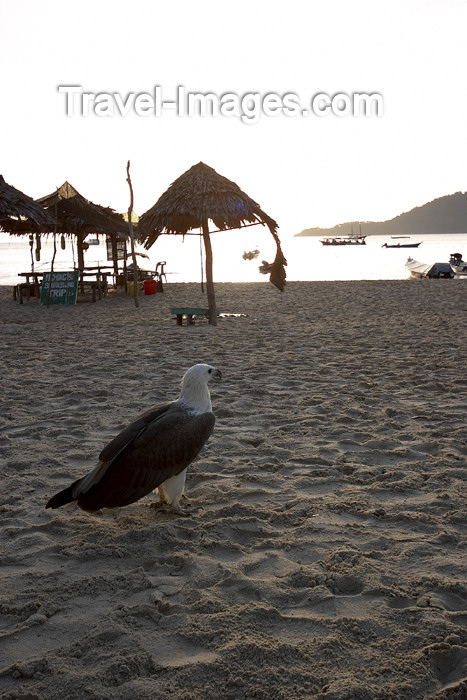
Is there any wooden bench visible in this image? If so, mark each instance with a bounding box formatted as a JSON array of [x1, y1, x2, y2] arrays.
[[13, 282, 40, 304], [170, 307, 219, 325], [78, 280, 107, 303]]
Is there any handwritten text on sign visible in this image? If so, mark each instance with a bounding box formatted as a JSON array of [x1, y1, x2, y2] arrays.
[[40, 271, 79, 305]]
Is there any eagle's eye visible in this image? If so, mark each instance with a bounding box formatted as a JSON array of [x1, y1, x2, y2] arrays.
[[208, 368, 212, 374]]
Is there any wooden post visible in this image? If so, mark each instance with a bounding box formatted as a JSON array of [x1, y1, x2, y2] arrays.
[[77, 233, 85, 273], [202, 221, 217, 325], [126, 161, 139, 308], [111, 234, 119, 279]]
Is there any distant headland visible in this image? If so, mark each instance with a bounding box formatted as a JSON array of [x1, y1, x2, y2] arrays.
[[295, 192, 467, 237]]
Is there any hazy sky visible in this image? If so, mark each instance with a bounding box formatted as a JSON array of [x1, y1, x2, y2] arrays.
[[1, 0, 466, 240]]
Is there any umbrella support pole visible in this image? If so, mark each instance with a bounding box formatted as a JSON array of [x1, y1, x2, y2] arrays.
[[77, 233, 85, 278], [202, 222, 217, 325]]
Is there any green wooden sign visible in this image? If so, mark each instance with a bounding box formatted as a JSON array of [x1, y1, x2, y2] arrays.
[[40, 270, 79, 305]]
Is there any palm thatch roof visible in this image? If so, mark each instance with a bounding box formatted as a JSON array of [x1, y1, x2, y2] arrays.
[[5, 181, 128, 238], [0, 174, 53, 229], [137, 162, 286, 291]]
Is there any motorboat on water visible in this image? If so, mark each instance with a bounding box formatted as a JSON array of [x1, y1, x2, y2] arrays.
[[259, 260, 273, 275], [242, 249, 260, 260], [382, 241, 422, 248]]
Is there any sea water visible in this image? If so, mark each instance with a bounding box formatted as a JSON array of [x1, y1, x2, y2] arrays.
[[1, 231, 466, 285]]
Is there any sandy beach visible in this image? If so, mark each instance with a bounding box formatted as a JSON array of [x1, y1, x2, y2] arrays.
[[1, 280, 466, 700]]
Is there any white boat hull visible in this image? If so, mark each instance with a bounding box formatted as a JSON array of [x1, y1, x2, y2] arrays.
[[405, 257, 454, 279]]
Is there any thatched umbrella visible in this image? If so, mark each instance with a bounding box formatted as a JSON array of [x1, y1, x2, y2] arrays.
[[0, 174, 53, 229], [5, 181, 128, 274], [137, 162, 286, 325]]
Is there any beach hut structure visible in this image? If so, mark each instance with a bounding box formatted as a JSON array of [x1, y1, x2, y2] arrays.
[[38, 181, 128, 273], [5, 181, 129, 276], [137, 162, 286, 325], [0, 174, 53, 229]]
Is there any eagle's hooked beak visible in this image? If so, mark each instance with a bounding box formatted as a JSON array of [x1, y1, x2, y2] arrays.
[[211, 368, 222, 382]]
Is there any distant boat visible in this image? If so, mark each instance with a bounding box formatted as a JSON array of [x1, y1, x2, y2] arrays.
[[321, 234, 366, 246], [405, 257, 454, 279], [449, 252, 467, 276], [242, 249, 260, 260], [321, 224, 366, 246], [259, 260, 273, 275], [382, 241, 422, 249]]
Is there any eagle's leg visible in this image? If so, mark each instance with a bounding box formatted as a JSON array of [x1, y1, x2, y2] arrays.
[[154, 471, 191, 516], [151, 498, 191, 517], [151, 501, 190, 516], [168, 502, 191, 517]]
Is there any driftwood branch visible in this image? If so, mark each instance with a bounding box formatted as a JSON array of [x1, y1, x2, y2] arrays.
[[46, 199, 59, 307], [126, 161, 139, 308]]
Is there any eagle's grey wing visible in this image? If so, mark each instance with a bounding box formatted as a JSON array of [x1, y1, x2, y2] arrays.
[[75, 406, 215, 511], [98, 402, 174, 463], [61, 403, 175, 501]]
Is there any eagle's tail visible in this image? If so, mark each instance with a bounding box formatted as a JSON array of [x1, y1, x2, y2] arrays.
[[46, 478, 83, 510]]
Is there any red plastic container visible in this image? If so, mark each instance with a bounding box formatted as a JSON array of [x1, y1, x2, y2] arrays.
[[143, 279, 157, 295]]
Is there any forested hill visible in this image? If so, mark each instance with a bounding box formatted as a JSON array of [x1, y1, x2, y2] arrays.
[[295, 192, 467, 237]]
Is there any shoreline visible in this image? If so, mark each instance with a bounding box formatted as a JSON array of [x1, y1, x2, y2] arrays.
[[1, 280, 466, 699], [2, 233, 467, 287]]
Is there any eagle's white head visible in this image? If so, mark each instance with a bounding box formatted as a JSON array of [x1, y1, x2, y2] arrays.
[[179, 364, 222, 412]]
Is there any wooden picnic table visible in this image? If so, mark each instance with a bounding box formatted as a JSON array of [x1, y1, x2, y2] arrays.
[[17, 271, 43, 284], [14, 268, 111, 304], [13, 272, 43, 303], [78, 270, 110, 301]]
